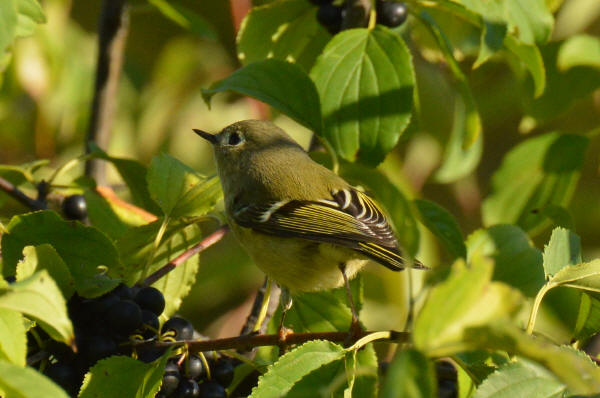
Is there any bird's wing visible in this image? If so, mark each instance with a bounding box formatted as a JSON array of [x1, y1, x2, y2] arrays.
[[233, 188, 424, 271]]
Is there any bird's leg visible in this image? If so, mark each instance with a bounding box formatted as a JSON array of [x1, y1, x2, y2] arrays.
[[277, 287, 294, 344], [339, 264, 363, 342]]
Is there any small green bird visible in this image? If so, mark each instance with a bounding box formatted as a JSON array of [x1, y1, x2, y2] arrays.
[[193, 120, 424, 332]]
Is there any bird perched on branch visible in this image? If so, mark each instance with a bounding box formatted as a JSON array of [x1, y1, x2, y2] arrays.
[[193, 120, 424, 335]]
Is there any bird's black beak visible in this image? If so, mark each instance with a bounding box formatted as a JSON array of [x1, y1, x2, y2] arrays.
[[193, 129, 217, 144]]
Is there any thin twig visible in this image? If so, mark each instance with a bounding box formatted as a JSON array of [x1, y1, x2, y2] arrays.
[[135, 330, 410, 353], [85, 0, 130, 185], [0, 176, 47, 210], [140, 225, 230, 287]]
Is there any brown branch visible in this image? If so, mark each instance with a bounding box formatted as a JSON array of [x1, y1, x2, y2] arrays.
[[140, 225, 230, 287], [96, 186, 157, 223], [0, 176, 47, 210], [135, 330, 410, 353], [85, 0, 130, 185]]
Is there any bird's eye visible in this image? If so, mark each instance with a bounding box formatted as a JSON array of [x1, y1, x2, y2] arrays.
[[228, 132, 242, 146]]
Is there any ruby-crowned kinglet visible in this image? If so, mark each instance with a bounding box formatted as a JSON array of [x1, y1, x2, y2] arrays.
[[193, 120, 424, 325]]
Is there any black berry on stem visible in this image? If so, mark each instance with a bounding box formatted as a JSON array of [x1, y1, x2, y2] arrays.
[[134, 286, 165, 316], [162, 317, 194, 341], [62, 194, 87, 221], [377, 1, 408, 28]]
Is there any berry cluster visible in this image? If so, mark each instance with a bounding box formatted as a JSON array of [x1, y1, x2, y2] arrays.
[[157, 352, 234, 398], [312, 0, 408, 35], [27, 282, 237, 397]]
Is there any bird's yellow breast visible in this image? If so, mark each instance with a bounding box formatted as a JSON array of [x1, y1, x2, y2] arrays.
[[230, 223, 367, 293]]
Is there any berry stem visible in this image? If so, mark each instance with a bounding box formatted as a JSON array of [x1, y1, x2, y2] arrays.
[[140, 225, 230, 287]]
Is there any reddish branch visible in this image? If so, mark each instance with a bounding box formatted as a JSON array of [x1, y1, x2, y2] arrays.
[[135, 330, 410, 353], [140, 225, 230, 287], [0, 176, 47, 210], [85, 0, 130, 185]]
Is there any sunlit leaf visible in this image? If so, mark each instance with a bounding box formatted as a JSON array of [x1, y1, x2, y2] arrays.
[[0, 359, 69, 398], [237, 0, 329, 70], [467, 225, 544, 297], [0, 270, 73, 344], [16, 245, 75, 299], [543, 227, 582, 278], [203, 59, 322, 134], [310, 26, 415, 166], [0, 309, 26, 366], [473, 359, 567, 398]]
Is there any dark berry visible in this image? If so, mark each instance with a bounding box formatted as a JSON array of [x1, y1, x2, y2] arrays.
[[4, 275, 16, 283], [160, 361, 181, 395], [309, 0, 333, 5], [212, 359, 234, 387], [162, 317, 194, 341], [90, 293, 120, 316], [316, 4, 343, 34], [140, 310, 160, 338], [175, 378, 200, 397], [45, 361, 81, 395], [106, 299, 142, 336], [112, 283, 135, 300], [186, 355, 207, 380], [377, 1, 408, 27], [46, 340, 76, 362], [81, 334, 118, 363], [134, 287, 165, 316], [198, 381, 226, 398], [62, 194, 87, 221]]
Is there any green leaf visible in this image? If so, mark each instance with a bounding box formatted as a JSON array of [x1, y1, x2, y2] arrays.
[[524, 43, 600, 123], [0, 359, 69, 398], [503, 36, 546, 98], [148, 0, 215, 38], [203, 59, 322, 134], [503, 0, 554, 45], [466, 225, 544, 297], [147, 153, 222, 218], [237, 0, 330, 70], [310, 26, 415, 166], [543, 227, 582, 278], [0, 0, 17, 54], [557, 34, 600, 71], [414, 199, 466, 260], [414, 257, 522, 356], [573, 293, 600, 341], [15, 0, 45, 38], [417, 11, 481, 150], [116, 221, 203, 315], [548, 259, 600, 293], [1, 211, 120, 298], [0, 270, 74, 344], [473, 359, 567, 398], [474, 21, 506, 69], [482, 133, 588, 235], [285, 344, 377, 398], [250, 340, 345, 398], [89, 146, 161, 214], [340, 162, 419, 257], [84, 189, 150, 241], [434, 97, 483, 183], [79, 353, 170, 398], [380, 349, 437, 398], [454, 350, 510, 385], [0, 309, 26, 366], [285, 287, 354, 333], [16, 245, 75, 300], [464, 323, 600, 394]]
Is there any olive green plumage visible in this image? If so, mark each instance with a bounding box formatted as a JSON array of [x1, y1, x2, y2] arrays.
[[194, 120, 423, 293]]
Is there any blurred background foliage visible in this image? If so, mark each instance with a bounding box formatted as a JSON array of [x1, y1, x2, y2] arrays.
[[1, 0, 600, 350]]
